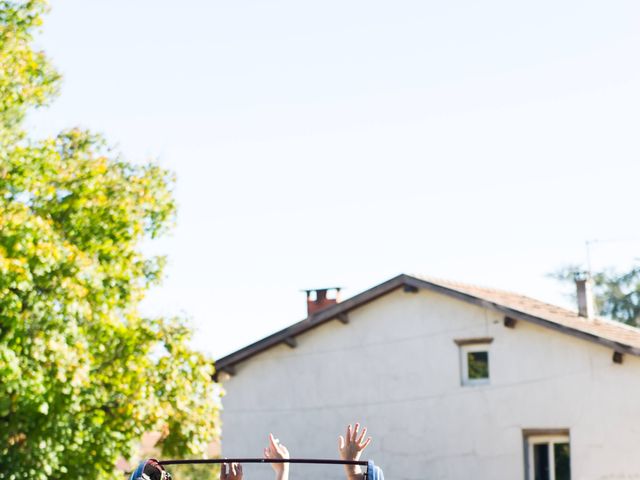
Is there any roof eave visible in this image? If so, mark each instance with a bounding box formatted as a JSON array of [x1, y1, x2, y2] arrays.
[[214, 274, 640, 378], [214, 274, 408, 375]]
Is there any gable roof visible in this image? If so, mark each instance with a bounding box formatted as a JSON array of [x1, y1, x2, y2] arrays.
[[215, 274, 640, 376]]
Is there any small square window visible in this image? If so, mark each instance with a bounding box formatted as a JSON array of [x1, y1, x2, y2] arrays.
[[460, 343, 490, 386]]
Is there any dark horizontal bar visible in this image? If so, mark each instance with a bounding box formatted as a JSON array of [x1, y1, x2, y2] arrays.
[[159, 458, 367, 466]]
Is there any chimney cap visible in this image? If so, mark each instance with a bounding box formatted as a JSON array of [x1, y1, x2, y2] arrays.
[[301, 287, 342, 294], [574, 271, 591, 281]]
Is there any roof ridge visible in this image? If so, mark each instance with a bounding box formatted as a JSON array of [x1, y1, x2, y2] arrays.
[[409, 273, 526, 296], [216, 273, 640, 374], [409, 273, 604, 320]]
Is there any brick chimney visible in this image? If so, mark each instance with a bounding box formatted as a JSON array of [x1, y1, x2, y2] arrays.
[[305, 287, 341, 317], [575, 272, 595, 319]]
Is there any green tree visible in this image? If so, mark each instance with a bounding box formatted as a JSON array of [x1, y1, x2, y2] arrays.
[[551, 265, 640, 326], [0, 2, 221, 479]]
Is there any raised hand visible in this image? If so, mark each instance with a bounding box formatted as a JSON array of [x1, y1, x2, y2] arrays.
[[264, 433, 290, 480], [220, 462, 243, 480], [338, 423, 372, 480]]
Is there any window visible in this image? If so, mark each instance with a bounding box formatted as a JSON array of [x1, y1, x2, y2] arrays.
[[525, 434, 571, 480], [454, 338, 492, 386]]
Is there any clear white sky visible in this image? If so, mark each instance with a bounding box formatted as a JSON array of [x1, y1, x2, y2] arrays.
[[28, 0, 640, 359]]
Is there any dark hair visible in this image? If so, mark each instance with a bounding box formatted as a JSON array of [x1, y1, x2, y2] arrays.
[[130, 459, 172, 480]]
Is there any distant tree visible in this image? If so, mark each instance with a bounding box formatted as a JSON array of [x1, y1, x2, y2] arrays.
[[551, 265, 640, 326], [0, 2, 220, 479]]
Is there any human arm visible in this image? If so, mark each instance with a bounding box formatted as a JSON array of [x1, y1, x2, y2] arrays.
[[338, 423, 371, 480], [264, 433, 290, 480], [220, 462, 243, 480]]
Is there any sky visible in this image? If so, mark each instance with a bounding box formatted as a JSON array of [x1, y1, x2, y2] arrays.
[[27, 0, 640, 359]]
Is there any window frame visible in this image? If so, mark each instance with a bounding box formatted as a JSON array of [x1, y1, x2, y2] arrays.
[[459, 342, 491, 386], [525, 433, 571, 480]]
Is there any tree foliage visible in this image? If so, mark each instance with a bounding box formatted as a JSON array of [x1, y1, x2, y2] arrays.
[[0, 2, 221, 479], [551, 265, 640, 326]]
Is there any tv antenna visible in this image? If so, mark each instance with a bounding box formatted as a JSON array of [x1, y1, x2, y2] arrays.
[[584, 238, 640, 274]]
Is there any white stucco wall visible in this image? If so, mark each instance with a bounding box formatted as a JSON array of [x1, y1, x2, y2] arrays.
[[218, 288, 640, 480]]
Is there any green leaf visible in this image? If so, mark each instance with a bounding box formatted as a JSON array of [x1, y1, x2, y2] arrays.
[[0, 2, 221, 479]]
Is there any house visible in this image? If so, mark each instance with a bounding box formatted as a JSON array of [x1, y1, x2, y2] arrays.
[[215, 274, 640, 480]]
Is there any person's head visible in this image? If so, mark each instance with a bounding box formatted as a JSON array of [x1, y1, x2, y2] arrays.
[[129, 459, 172, 480]]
